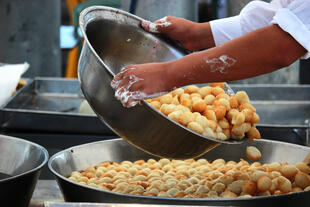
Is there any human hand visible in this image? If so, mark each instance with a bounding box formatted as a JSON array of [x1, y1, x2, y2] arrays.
[[141, 16, 202, 51], [111, 63, 173, 108]]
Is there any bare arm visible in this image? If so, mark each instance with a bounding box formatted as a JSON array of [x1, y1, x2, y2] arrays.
[[112, 24, 306, 107], [164, 24, 307, 89]]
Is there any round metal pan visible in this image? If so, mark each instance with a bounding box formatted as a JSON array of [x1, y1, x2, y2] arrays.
[[0, 134, 49, 207], [49, 138, 310, 206], [78, 6, 242, 160]]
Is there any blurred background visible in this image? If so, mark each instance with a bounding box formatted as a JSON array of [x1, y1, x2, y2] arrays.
[[0, 0, 309, 83]]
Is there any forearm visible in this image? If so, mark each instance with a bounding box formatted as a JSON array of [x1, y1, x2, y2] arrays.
[[165, 24, 306, 88], [189, 22, 215, 50]]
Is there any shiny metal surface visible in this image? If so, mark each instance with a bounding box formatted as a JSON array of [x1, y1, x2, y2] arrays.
[[0, 134, 48, 207], [49, 138, 310, 206], [0, 77, 112, 134], [78, 6, 240, 159]]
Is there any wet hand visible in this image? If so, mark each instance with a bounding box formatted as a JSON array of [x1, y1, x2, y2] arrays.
[[111, 63, 170, 108], [141, 16, 201, 51]]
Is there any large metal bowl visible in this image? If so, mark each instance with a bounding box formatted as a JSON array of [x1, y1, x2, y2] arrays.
[[78, 6, 241, 159], [49, 138, 310, 206], [0, 134, 48, 207]]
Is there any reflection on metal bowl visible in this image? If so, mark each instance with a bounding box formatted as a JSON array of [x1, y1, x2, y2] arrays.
[[78, 6, 241, 159], [0, 135, 48, 207], [49, 138, 310, 206]]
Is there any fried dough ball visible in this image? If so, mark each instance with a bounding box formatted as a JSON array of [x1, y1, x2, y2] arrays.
[[218, 118, 230, 129], [195, 115, 209, 128], [178, 111, 195, 126], [226, 109, 239, 122], [171, 88, 184, 97], [239, 102, 256, 112], [168, 110, 183, 122], [222, 129, 231, 139], [235, 91, 250, 104], [257, 176, 272, 192], [277, 176, 292, 193], [150, 101, 161, 110], [203, 127, 216, 138], [172, 96, 180, 105], [281, 165, 298, 179], [160, 104, 176, 116], [242, 180, 257, 196], [295, 162, 310, 174], [159, 94, 173, 104], [229, 96, 239, 109], [211, 86, 225, 97], [179, 93, 190, 102], [213, 105, 226, 120], [247, 127, 261, 141], [184, 85, 199, 94], [203, 109, 217, 122], [204, 94, 216, 105], [246, 146, 262, 161], [192, 100, 206, 113], [231, 112, 245, 125], [242, 109, 254, 122], [210, 82, 225, 89], [180, 98, 192, 110], [216, 93, 230, 100], [218, 98, 230, 110], [251, 113, 260, 124], [198, 86, 212, 98], [187, 122, 204, 134], [294, 171, 310, 189]]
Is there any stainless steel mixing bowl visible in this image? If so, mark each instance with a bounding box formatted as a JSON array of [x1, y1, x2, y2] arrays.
[[49, 138, 310, 206], [78, 6, 241, 159], [0, 134, 48, 207]]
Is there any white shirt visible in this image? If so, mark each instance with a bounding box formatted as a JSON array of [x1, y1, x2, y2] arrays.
[[210, 0, 310, 59]]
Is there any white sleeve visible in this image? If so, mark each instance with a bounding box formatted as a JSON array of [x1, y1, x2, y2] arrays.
[[272, 0, 310, 59], [210, 0, 280, 46]]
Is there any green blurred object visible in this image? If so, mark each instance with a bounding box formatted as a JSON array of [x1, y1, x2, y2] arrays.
[[73, 0, 121, 53]]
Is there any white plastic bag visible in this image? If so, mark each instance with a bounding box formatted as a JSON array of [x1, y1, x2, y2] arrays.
[[0, 63, 29, 106]]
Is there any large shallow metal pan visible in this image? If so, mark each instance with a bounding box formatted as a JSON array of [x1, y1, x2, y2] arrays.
[[49, 138, 310, 206], [0, 134, 48, 207], [78, 6, 240, 159]]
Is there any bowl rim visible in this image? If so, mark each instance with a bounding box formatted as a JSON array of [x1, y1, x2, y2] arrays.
[[0, 134, 49, 183], [47, 138, 310, 202]]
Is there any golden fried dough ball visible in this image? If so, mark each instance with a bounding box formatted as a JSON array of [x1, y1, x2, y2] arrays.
[[235, 91, 250, 104], [227, 180, 243, 195], [216, 93, 230, 100], [218, 98, 230, 110], [175, 105, 190, 113], [242, 180, 257, 196], [168, 110, 183, 122], [187, 122, 204, 134], [179, 93, 190, 102], [222, 129, 231, 139], [172, 96, 180, 105], [226, 109, 239, 122], [184, 85, 199, 94], [247, 126, 261, 141], [246, 146, 262, 161], [251, 113, 260, 124], [213, 105, 226, 120], [295, 162, 310, 174], [150, 101, 161, 110], [210, 82, 225, 89], [218, 118, 230, 129], [257, 176, 272, 192], [178, 111, 195, 126], [198, 86, 212, 98], [203, 127, 216, 138], [281, 165, 298, 179], [239, 102, 256, 112], [204, 94, 216, 105], [231, 112, 245, 125], [294, 171, 310, 189], [180, 98, 192, 110], [192, 100, 207, 113], [277, 176, 292, 193], [190, 93, 202, 99], [159, 94, 173, 104], [242, 109, 254, 122], [160, 104, 177, 116], [229, 96, 239, 109], [203, 109, 217, 122], [195, 115, 208, 128], [211, 86, 225, 96], [171, 88, 184, 97]]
